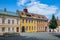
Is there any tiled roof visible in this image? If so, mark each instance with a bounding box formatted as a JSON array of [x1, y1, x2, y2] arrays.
[[0, 10, 18, 16], [20, 11, 48, 20]]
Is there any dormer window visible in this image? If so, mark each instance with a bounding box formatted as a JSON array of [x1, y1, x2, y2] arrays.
[[42, 17, 44, 18], [32, 15, 34, 16], [22, 12, 23, 15], [38, 16, 40, 18], [26, 14, 31, 17]]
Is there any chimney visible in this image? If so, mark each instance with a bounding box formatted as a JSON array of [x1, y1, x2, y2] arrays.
[[23, 7, 28, 13], [4, 8, 7, 12]]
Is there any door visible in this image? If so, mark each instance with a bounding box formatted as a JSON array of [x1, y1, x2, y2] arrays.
[[16, 27, 19, 32], [45, 27, 47, 32], [22, 26, 25, 32]]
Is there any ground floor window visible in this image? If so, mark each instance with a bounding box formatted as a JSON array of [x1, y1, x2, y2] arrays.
[[12, 27, 14, 31], [29, 26, 31, 30], [2, 27, 5, 32], [26, 26, 28, 30], [32, 26, 33, 30], [34, 26, 36, 30], [38, 27, 40, 30], [8, 27, 10, 31], [8, 27, 14, 32]]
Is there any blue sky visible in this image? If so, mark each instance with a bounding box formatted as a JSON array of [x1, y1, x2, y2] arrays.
[[0, 0, 60, 19]]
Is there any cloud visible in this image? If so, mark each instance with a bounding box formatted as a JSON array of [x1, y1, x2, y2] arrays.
[[27, 1, 58, 15], [17, 0, 58, 16], [56, 11, 60, 19], [17, 0, 29, 6]]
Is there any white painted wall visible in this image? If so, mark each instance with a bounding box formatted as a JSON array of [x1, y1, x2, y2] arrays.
[[0, 16, 20, 35]]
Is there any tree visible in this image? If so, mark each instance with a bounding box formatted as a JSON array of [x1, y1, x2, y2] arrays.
[[49, 14, 58, 32]]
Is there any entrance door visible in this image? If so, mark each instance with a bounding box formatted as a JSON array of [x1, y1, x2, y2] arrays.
[[16, 27, 19, 32], [45, 27, 47, 32], [22, 26, 25, 32]]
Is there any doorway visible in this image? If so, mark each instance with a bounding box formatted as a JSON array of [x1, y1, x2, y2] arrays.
[[16, 27, 19, 32], [45, 27, 47, 32], [22, 26, 25, 32]]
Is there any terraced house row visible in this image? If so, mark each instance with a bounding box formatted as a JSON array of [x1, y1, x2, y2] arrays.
[[0, 8, 48, 35]]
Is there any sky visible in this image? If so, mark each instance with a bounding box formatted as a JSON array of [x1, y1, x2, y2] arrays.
[[0, 0, 60, 19]]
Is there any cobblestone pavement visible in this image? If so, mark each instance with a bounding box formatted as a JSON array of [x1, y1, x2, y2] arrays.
[[0, 32, 60, 40]]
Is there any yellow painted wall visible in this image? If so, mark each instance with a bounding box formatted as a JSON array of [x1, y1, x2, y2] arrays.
[[20, 18, 38, 32]]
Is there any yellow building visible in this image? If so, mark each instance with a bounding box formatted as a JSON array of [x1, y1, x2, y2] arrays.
[[19, 8, 48, 32]]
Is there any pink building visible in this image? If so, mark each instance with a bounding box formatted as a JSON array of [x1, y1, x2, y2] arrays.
[[0, 8, 20, 35]]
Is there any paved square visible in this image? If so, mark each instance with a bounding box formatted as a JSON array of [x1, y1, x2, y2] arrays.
[[20, 32, 60, 40], [0, 32, 60, 40]]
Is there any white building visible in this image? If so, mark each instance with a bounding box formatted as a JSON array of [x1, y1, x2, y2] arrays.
[[0, 8, 20, 35]]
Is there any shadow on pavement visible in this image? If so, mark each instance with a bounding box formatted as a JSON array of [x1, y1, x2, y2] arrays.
[[0, 35, 40, 40], [49, 33, 60, 38], [54, 35, 60, 38]]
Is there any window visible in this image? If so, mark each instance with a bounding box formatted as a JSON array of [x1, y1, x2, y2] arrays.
[[39, 21, 40, 23], [29, 26, 30, 30], [39, 27, 40, 30], [34, 26, 36, 30], [8, 19, 10, 24], [26, 19, 29, 23], [38, 16, 40, 18], [26, 19, 28, 23], [22, 19, 24, 23], [16, 19, 19, 24], [32, 26, 33, 30], [42, 17, 44, 18], [26, 26, 28, 30], [39, 20, 43, 24], [8, 27, 10, 31], [2, 18, 5, 24], [12, 27, 14, 31], [26, 14, 31, 17], [34, 21, 36, 24], [31, 20, 33, 23], [41, 27, 43, 29], [12, 20, 14, 24], [38, 27, 40, 30], [22, 12, 23, 15], [2, 27, 5, 32], [45, 20, 47, 22], [29, 20, 30, 23]]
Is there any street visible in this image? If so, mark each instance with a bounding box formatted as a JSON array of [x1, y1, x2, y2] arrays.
[[0, 32, 60, 40]]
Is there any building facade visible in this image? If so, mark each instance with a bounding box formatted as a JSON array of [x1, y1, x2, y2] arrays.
[[53, 20, 60, 32], [0, 8, 48, 33], [19, 8, 48, 32], [0, 8, 20, 35], [37, 19, 48, 32], [47, 20, 60, 32], [56, 20, 60, 32]]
